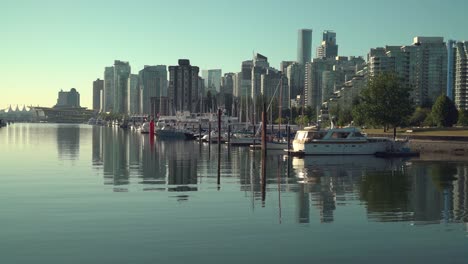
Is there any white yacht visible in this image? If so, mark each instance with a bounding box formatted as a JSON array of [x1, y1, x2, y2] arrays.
[[291, 125, 396, 155]]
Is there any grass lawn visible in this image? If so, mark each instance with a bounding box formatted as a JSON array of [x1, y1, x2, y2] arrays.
[[362, 128, 468, 137]]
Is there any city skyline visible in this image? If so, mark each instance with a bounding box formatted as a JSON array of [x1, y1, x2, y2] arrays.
[[2, 0, 468, 109]]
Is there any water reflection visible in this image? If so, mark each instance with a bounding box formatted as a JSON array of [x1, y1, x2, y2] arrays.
[[93, 126, 199, 194], [91, 126, 468, 226], [56, 125, 80, 160]]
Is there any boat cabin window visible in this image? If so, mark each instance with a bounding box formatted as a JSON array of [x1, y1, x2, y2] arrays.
[[308, 132, 326, 140], [353, 132, 365, 137], [295, 131, 308, 140], [331, 132, 350, 139]]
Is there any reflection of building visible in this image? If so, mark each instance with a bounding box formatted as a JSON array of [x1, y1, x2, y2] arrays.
[[93, 127, 199, 195], [56, 125, 80, 160]]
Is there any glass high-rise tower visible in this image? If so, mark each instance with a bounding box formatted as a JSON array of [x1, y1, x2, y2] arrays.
[[297, 29, 312, 65]]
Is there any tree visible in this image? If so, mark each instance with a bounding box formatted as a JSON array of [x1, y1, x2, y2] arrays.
[[458, 109, 468, 126], [409, 107, 431, 127], [295, 115, 309, 126], [431, 95, 458, 127], [356, 73, 413, 132]]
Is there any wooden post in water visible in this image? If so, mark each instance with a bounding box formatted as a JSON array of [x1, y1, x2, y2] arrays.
[[217, 108, 222, 186], [208, 122, 211, 145], [227, 124, 231, 144], [218, 108, 221, 146], [261, 103, 267, 156], [198, 123, 202, 145], [287, 124, 291, 155]]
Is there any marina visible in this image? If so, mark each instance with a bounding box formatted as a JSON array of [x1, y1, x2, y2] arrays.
[[1, 123, 468, 263]]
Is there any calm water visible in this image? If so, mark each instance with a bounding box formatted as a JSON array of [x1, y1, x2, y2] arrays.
[[1, 123, 468, 263]]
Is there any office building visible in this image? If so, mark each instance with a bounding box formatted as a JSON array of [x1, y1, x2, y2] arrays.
[[138, 65, 167, 115], [201, 69, 222, 94], [55, 88, 80, 108], [241, 60, 253, 97], [113, 60, 131, 114], [251, 53, 269, 99], [103, 66, 114, 112], [127, 74, 139, 114], [297, 29, 312, 65], [317, 30, 338, 59], [92, 79, 103, 111]]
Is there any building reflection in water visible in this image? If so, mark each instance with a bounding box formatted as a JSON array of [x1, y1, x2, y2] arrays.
[[291, 156, 468, 226], [56, 125, 80, 160], [93, 127, 198, 196], [92, 126, 468, 226]]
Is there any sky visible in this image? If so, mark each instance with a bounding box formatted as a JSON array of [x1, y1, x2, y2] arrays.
[[1, 0, 468, 109]]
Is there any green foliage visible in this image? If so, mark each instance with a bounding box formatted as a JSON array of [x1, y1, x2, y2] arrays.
[[295, 115, 310, 126], [409, 107, 431, 127], [458, 109, 468, 126], [356, 73, 413, 128], [431, 95, 458, 127], [423, 113, 435, 127], [351, 103, 366, 126], [274, 117, 286, 124], [290, 106, 315, 125]]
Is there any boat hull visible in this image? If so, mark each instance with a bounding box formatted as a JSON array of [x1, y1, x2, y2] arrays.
[[292, 141, 389, 155]]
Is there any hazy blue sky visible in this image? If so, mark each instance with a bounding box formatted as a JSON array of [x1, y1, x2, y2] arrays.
[[1, 0, 467, 108]]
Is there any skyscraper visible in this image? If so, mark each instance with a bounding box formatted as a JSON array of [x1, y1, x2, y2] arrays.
[[138, 65, 167, 115], [297, 29, 312, 65], [241, 60, 253, 97], [103, 66, 114, 112], [127, 74, 139, 114], [93, 78, 103, 111], [251, 53, 269, 99], [413, 37, 447, 105], [168, 59, 199, 113], [113, 60, 131, 114], [202, 69, 222, 94], [317, 30, 338, 59]]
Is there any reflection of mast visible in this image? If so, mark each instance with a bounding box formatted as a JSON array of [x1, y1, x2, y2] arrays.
[[277, 156, 282, 224], [297, 184, 310, 223]]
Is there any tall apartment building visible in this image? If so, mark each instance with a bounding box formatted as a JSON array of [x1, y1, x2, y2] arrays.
[[113, 60, 131, 114], [367, 37, 447, 105], [260, 68, 289, 109], [453, 41, 468, 110], [221, 73, 235, 95], [138, 65, 167, 115], [305, 58, 335, 110], [286, 62, 304, 103], [168, 59, 199, 113], [127, 74, 139, 114], [93, 78, 103, 111], [103, 66, 114, 112], [297, 29, 312, 65], [413, 37, 447, 105], [317, 30, 338, 59]]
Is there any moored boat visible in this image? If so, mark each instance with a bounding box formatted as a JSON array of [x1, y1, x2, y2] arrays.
[[290, 125, 401, 155]]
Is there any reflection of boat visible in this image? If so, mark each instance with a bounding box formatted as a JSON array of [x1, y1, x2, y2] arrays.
[[292, 155, 404, 179], [155, 126, 195, 140], [291, 125, 397, 155], [202, 131, 226, 143], [140, 122, 150, 134]]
